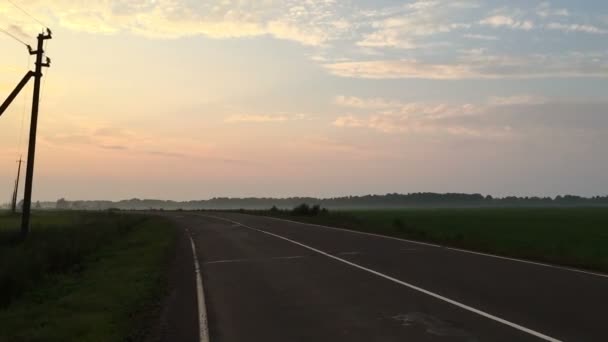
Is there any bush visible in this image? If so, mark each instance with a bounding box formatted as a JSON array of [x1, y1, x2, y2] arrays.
[[292, 203, 311, 216], [290, 204, 328, 216]]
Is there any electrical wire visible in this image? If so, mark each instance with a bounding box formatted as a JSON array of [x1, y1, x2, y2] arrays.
[[17, 54, 32, 155], [6, 0, 48, 29], [0, 26, 29, 46]]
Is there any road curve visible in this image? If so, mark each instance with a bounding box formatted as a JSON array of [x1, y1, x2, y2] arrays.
[[161, 212, 608, 342]]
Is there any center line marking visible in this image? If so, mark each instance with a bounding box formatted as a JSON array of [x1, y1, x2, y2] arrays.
[[205, 215, 562, 342]]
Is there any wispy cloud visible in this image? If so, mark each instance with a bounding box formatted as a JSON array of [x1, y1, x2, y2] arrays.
[[333, 96, 487, 137], [480, 15, 534, 30], [536, 2, 570, 18], [331, 95, 608, 144], [463, 33, 498, 41], [355, 0, 477, 49], [488, 95, 548, 106], [546, 22, 607, 34], [0, 0, 351, 46], [333, 103, 496, 138], [224, 113, 311, 124], [334, 96, 402, 109], [324, 50, 608, 80], [224, 114, 289, 123]]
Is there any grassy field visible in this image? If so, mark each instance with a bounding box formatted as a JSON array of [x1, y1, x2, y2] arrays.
[[256, 207, 608, 273], [0, 211, 176, 341]]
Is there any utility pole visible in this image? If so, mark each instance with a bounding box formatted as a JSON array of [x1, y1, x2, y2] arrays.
[[21, 29, 52, 237], [10, 156, 23, 214], [0, 28, 52, 238]]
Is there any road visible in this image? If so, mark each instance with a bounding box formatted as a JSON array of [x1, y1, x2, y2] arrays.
[[158, 212, 608, 342]]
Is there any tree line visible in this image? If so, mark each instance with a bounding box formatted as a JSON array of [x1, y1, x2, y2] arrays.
[[5, 193, 607, 210]]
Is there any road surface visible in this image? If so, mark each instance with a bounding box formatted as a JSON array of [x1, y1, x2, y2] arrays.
[[157, 212, 608, 342]]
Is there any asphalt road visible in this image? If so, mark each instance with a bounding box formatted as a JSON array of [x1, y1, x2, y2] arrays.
[[159, 212, 608, 342]]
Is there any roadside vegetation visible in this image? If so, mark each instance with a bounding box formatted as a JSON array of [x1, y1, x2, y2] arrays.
[[0, 211, 175, 341], [250, 206, 608, 273]]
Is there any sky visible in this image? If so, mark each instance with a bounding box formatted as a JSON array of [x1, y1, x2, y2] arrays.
[[0, 0, 607, 201]]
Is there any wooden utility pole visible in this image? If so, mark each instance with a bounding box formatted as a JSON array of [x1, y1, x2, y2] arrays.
[[10, 156, 23, 214], [0, 28, 52, 238], [20, 29, 52, 237]]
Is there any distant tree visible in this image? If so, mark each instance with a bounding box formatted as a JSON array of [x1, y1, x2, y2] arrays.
[[56, 198, 69, 210], [34, 201, 41, 209], [292, 203, 311, 216]]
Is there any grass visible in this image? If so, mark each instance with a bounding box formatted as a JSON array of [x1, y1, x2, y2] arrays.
[[0, 211, 176, 341], [253, 207, 608, 273]]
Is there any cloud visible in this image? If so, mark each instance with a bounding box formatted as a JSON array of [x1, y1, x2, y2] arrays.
[[333, 96, 486, 137], [480, 15, 534, 30], [40, 121, 214, 161], [224, 113, 312, 124], [224, 114, 290, 123], [324, 51, 608, 80], [488, 95, 548, 106], [0, 0, 351, 46], [546, 22, 607, 34], [463, 33, 498, 41], [332, 101, 495, 138], [536, 2, 570, 18], [355, 0, 477, 49], [334, 96, 402, 109], [331, 95, 608, 144]]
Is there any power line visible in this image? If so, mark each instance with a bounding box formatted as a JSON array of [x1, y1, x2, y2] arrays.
[[17, 55, 32, 155], [0, 26, 29, 46], [6, 0, 48, 29]]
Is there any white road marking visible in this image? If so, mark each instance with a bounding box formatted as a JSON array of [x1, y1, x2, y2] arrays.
[[186, 228, 210, 342], [259, 216, 442, 247], [260, 215, 608, 279], [206, 215, 562, 342], [205, 255, 307, 264], [443, 247, 608, 279]]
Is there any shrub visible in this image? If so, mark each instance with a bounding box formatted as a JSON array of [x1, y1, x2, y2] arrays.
[[292, 203, 311, 216], [290, 204, 328, 216]]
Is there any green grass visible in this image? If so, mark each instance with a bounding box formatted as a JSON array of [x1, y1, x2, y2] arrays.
[[0, 211, 176, 341], [258, 207, 608, 273]]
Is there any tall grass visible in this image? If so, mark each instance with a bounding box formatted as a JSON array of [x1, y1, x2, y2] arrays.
[[0, 211, 145, 308]]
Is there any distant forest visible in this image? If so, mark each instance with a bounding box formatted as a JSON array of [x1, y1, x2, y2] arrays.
[[6, 193, 608, 210]]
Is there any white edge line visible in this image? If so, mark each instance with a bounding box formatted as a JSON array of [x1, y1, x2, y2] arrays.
[[257, 215, 608, 279], [186, 228, 210, 342], [205, 215, 562, 342]]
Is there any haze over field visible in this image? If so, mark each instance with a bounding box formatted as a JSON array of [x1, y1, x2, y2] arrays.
[[1, 0, 607, 201]]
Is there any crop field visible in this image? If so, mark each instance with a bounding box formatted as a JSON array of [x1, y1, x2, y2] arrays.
[[0, 211, 175, 341], [255, 207, 608, 273]]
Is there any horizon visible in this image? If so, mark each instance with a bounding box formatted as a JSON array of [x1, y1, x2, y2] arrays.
[[5, 191, 607, 205], [2, 0, 608, 201]]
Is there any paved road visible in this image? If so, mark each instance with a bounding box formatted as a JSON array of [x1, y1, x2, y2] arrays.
[[160, 212, 608, 342]]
